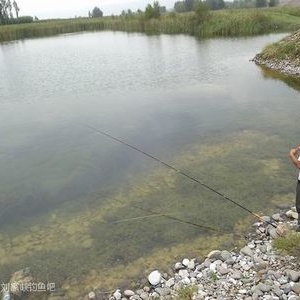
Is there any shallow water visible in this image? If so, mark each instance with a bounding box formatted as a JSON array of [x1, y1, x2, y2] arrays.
[[0, 32, 299, 296]]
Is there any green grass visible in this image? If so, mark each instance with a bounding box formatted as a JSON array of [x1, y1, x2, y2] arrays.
[[257, 28, 300, 65], [273, 230, 300, 258], [0, 6, 300, 42], [176, 285, 198, 300]]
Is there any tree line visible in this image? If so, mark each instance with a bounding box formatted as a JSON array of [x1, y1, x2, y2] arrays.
[[0, 0, 35, 25], [0, 0, 19, 24], [89, 0, 278, 20]]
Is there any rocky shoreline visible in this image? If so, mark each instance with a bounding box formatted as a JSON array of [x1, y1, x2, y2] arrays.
[[252, 57, 300, 77], [3, 207, 300, 300], [79, 207, 300, 300], [252, 29, 300, 77]]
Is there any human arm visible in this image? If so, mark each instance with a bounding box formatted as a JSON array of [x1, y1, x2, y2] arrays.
[[289, 146, 300, 169]]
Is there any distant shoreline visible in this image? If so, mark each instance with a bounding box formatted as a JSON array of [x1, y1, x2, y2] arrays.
[[0, 7, 300, 43]]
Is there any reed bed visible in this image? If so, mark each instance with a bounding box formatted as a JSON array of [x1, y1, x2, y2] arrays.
[[0, 7, 300, 42]]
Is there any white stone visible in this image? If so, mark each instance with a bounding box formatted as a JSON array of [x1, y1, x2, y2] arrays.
[[187, 260, 195, 270], [181, 276, 191, 285], [209, 263, 216, 272], [148, 270, 161, 286], [113, 290, 122, 300], [197, 290, 207, 299], [182, 258, 190, 267], [174, 262, 184, 270], [178, 269, 189, 278], [166, 278, 175, 288], [124, 290, 135, 297], [191, 277, 197, 284], [88, 291, 96, 299], [248, 243, 256, 249], [286, 210, 298, 219]]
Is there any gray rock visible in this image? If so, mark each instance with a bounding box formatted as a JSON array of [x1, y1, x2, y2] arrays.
[[181, 276, 191, 285], [286, 210, 298, 219], [240, 246, 254, 258], [286, 269, 300, 282], [242, 263, 252, 271], [135, 289, 143, 295], [259, 245, 268, 253], [232, 270, 242, 280], [187, 260, 195, 270], [272, 213, 281, 221], [281, 283, 292, 294], [113, 290, 122, 300], [254, 261, 268, 271], [140, 292, 149, 300], [165, 278, 175, 288], [218, 267, 230, 275], [220, 250, 231, 262], [202, 259, 212, 268], [124, 290, 135, 297], [225, 257, 235, 265], [292, 283, 300, 294], [273, 287, 283, 297], [251, 293, 260, 300], [279, 277, 289, 285], [196, 290, 207, 299], [155, 287, 171, 296], [258, 283, 272, 293], [261, 215, 271, 223], [178, 269, 189, 278], [288, 296, 300, 300], [268, 227, 279, 239], [150, 292, 159, 298]]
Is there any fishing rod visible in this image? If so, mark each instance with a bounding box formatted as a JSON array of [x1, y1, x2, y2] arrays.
[[83, 124, 277, 229], [106, 196, 220, 232]]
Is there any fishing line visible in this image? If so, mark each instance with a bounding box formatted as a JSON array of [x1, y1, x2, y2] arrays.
[[83, 124, 277, 229], [106, 196, 220, 232], [110, 213, 172, 224]]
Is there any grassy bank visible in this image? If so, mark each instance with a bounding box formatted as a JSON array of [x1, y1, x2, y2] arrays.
[[0, 6, 300, 42], [256, 28, 300, 65]]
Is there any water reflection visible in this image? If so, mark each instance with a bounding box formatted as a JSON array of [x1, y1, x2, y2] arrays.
[[259, 66, 300, 92], [0, 32, 299, 295]]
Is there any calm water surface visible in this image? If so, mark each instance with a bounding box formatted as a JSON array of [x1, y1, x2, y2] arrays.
[[0, 31, 299, 295]]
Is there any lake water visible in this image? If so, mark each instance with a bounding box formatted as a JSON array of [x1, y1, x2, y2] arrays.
[[0, 31, 299, 297]]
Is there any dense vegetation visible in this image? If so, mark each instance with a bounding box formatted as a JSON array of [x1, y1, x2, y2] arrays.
[[0, 6, 300, 42]]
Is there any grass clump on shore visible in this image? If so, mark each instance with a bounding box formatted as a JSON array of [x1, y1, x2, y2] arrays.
[[176, 285, 198, 300], [256, 28, 300, 65], [273, 230, 300, 258], [0, 6, 300, 42]]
